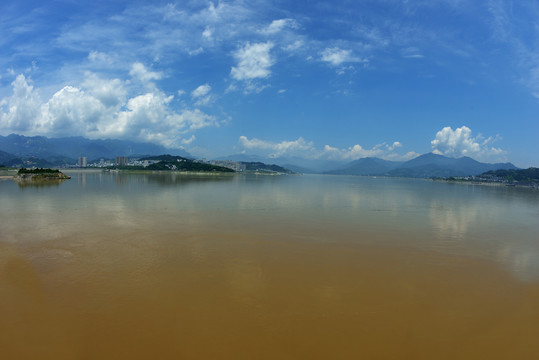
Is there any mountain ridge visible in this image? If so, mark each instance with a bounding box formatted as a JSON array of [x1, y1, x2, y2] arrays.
[[0, 134, 520, 177], [216, 152, 518, 177], [329, 153, 518, 177], [327, 157, 403, 175], [0, 133, 192, 164]]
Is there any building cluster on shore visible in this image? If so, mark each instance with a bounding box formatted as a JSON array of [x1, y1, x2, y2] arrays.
[[206, 160, 247, 172], [440, 174, 539, 189], [72, 156, 248, 172], [74, 156, 158, 168]]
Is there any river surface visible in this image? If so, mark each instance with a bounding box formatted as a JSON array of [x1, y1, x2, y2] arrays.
[[1, 171, 538, 359]]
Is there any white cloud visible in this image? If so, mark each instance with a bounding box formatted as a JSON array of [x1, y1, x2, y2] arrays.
[[178, 109, 217, 131], [191, 84, 212, 106], [239, 136, 315, 157], [0, 74, 42, 133], [388, 141, 402, 151], [485, 2, 539, 99], [320, 47, 364, 66], [25, 61, 38, 73], [129, 62, 163, 83], [282, 40, 304, 52], [202, 27, 213, 39], [322, 141, 407, 160], [230, 42, 275, 81], [431, 126, 506, 161], [181, 135, 196, 145], [81, 72, 127, 107], [401, 151, 421, 160], [239, 135, 412, 161], [261, 19, 297, 35], [188, 47, 204, 56], [191, 84, 211, 98], [193, 96, 212, 107], [88, 51, 113, 64], [40, 86, 106, 136], [0, 71, 218, 148]]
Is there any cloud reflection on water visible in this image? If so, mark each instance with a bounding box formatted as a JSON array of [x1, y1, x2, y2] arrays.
[[0, 172, 538, 280]]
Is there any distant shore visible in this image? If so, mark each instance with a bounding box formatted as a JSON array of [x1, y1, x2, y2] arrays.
[[0, 168, 17, 179], [432, 178, 539, 189]]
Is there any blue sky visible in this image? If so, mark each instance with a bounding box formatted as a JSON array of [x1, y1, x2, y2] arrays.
[[1, 0, 538, 166]]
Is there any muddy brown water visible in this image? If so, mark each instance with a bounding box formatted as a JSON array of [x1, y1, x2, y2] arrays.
[[1, 172, 538, 359]]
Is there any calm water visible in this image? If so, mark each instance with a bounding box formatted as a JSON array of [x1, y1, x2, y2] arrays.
[[1, 171, 539, 359]]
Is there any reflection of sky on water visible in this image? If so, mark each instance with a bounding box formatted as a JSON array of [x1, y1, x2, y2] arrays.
[[0, 172, 538, 281]]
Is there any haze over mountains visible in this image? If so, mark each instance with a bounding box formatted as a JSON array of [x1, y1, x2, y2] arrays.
[[327, 153, 517, 177], [0, 133, 518, 177], [0, 133, 191, 165], [219, 152, 517, 176]]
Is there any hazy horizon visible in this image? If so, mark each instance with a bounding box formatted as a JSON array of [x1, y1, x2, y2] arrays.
[[0, 131, 524, 166]]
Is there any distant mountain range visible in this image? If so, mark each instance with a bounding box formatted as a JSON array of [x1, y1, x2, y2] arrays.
[[0, 133, 192, 166], [218, 152, 518, 178], [0, 133, 519, 178], [327, 157, 403, 175], [385, 153, 517, 177], [328, 153, 517, 177], [215, 154, 347, 173]]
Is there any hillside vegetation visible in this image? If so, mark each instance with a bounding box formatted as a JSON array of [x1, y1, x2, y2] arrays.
[[138, 155, 234, 173]]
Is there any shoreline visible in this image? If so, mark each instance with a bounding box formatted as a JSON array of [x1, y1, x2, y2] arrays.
[[432, 178, 539, 189]]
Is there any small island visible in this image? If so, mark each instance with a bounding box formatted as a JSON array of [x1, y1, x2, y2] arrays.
[[14, 168, 71, 181]]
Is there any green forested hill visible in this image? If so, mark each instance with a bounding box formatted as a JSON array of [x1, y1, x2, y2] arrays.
[[140, 155, 234, 172], [480, 168, 539, 182]]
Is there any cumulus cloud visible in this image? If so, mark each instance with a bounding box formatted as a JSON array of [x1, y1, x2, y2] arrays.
[[81, 73, 127, 107], [238, 135, 413, 161], [0, 75, 42, 133], [239, 136, 315, 157], [431, 126, 506, 161], [230, 42, 275, 81], [129, 62, 163, 83], [322, 141, 409, 160], [0, 68, 218, 148], [41, 86, 106, 136], [388, 141, 402, 151]]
